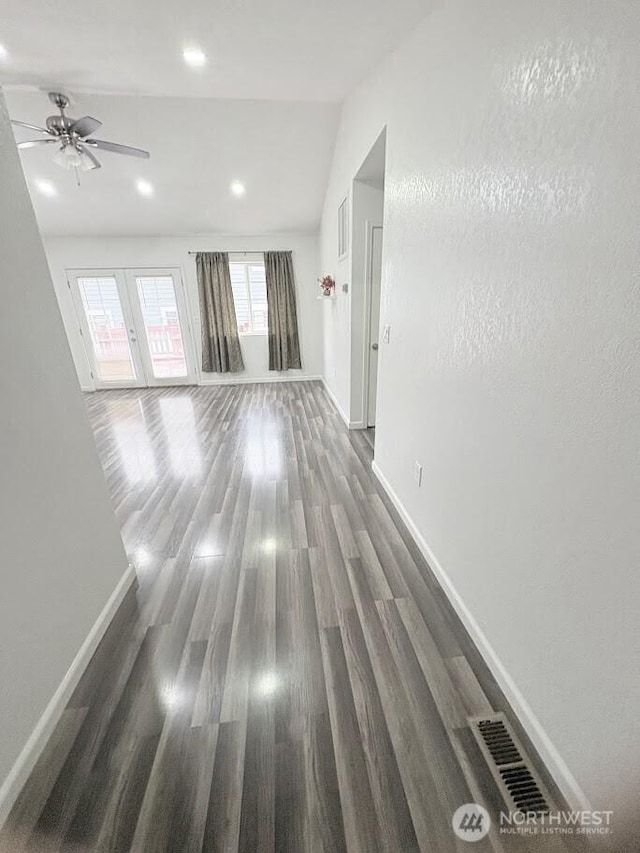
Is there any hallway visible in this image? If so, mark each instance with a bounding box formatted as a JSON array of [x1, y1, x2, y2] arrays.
[[2, 383, 584, 852]]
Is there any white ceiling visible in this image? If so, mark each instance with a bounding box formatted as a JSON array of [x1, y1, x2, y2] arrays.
[[5, 91, 339, 235], [1, 0, 429, 236], [0, 0, 428, 101]]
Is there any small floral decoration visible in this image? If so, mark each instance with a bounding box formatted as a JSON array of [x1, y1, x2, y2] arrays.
[[318, 274, 336, 296]]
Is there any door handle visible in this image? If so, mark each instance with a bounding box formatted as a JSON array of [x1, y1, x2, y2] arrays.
[[371, 342, 379, 350]]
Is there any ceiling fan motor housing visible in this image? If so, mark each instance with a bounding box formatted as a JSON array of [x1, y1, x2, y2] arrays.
[[46, 115, 70, 134]]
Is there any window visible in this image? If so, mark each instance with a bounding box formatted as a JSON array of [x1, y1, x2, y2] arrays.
[[77, 275, 136, 382], [134, 275, 188, 378], [229, 261, 268, 334]]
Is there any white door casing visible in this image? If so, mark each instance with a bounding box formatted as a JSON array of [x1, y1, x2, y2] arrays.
[[365, 225, 383, 428]]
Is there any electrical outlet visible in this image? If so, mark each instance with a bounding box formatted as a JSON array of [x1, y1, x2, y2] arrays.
[[383, 324, 391, 343], [414, 461, 423, 487]]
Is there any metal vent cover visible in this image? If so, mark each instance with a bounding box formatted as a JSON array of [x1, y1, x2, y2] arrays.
[[469, 713, 554, 815]]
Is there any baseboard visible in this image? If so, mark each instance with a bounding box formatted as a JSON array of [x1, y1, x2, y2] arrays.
[[370, 460, 591, 814], [0, 564, 137, 830], [318, 379, 365, 430], [321, 379, 360, 429], [199, 374, 323, 387]]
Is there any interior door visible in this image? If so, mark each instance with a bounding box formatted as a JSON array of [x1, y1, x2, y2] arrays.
[[70, 270, 145, 388], [125, 269, 196, 386], [367, 226, 383, 427]]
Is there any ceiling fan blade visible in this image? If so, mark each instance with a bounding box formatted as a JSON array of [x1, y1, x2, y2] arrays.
[[69, 116, 102, 138], [80, 145, 101, 170], [12, 120, 54, 134], [86, 139, 150, 159], [17, 138, 60, 149]]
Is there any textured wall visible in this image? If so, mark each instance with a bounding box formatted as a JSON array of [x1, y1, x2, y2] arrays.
[[0, 92, 129, 799], [321, 0, 640, 833]]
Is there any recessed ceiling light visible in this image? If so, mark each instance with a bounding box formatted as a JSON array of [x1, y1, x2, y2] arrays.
[[182, 46, 207, 68], [136, 178, 154, 197], [0, 43, 8, 62], [230, 180, 246, 197], [35, 179, 57, 197]]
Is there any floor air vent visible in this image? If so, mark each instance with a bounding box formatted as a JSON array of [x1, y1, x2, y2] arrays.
[[469, 713, 553, 814]]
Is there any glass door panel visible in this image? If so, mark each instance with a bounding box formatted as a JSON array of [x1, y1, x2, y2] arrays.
[[75, 274, 140, 384], [70, 267, 195, 389], [134, 275, 188, 379]]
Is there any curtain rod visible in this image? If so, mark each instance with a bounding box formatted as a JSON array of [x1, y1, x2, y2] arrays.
[[187, 250, 292, 255]]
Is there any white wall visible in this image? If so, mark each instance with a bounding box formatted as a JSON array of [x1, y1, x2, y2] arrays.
[[44, 233, 322, 390], [0, 92, 130, 817], [321, 0, 640, 836]]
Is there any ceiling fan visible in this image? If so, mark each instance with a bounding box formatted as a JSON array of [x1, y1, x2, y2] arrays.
[[11, 91, 150, 176]]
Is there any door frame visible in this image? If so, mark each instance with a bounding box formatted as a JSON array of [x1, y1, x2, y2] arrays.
[[362, 221, 383, 429], [68, 266, 196, 389]]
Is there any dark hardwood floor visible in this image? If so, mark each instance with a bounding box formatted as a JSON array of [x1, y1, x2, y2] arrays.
[[1, 382, 588, 852]]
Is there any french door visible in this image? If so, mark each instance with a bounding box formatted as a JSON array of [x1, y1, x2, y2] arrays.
[[69, 268, 196, 388]]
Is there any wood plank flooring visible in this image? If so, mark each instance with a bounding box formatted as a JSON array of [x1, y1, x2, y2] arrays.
[[0, 382, 588, 852]]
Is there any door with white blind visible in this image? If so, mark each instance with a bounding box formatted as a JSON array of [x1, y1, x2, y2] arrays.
[[69, 268, 195, 388], [125, 269, 195, 386]]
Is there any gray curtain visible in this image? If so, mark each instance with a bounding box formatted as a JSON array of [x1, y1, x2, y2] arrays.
[[196, 252, 245, 373], [264, 251, 302, 371]]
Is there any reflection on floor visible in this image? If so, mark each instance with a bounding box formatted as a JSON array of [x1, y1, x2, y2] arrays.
[[0, 382, 585, 852]]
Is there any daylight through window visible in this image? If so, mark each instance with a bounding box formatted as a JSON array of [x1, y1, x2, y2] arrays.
[[229, 262, 268, 334]]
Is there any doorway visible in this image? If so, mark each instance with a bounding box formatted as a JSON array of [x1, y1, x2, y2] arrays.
[[350, 128, 386, 438], [68, 267, 196, 388]]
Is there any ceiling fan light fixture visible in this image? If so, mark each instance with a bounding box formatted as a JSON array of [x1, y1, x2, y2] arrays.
[[53, 144, 80, 169], [53, 143, 95, 171], [12, 92, 150, 177]]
